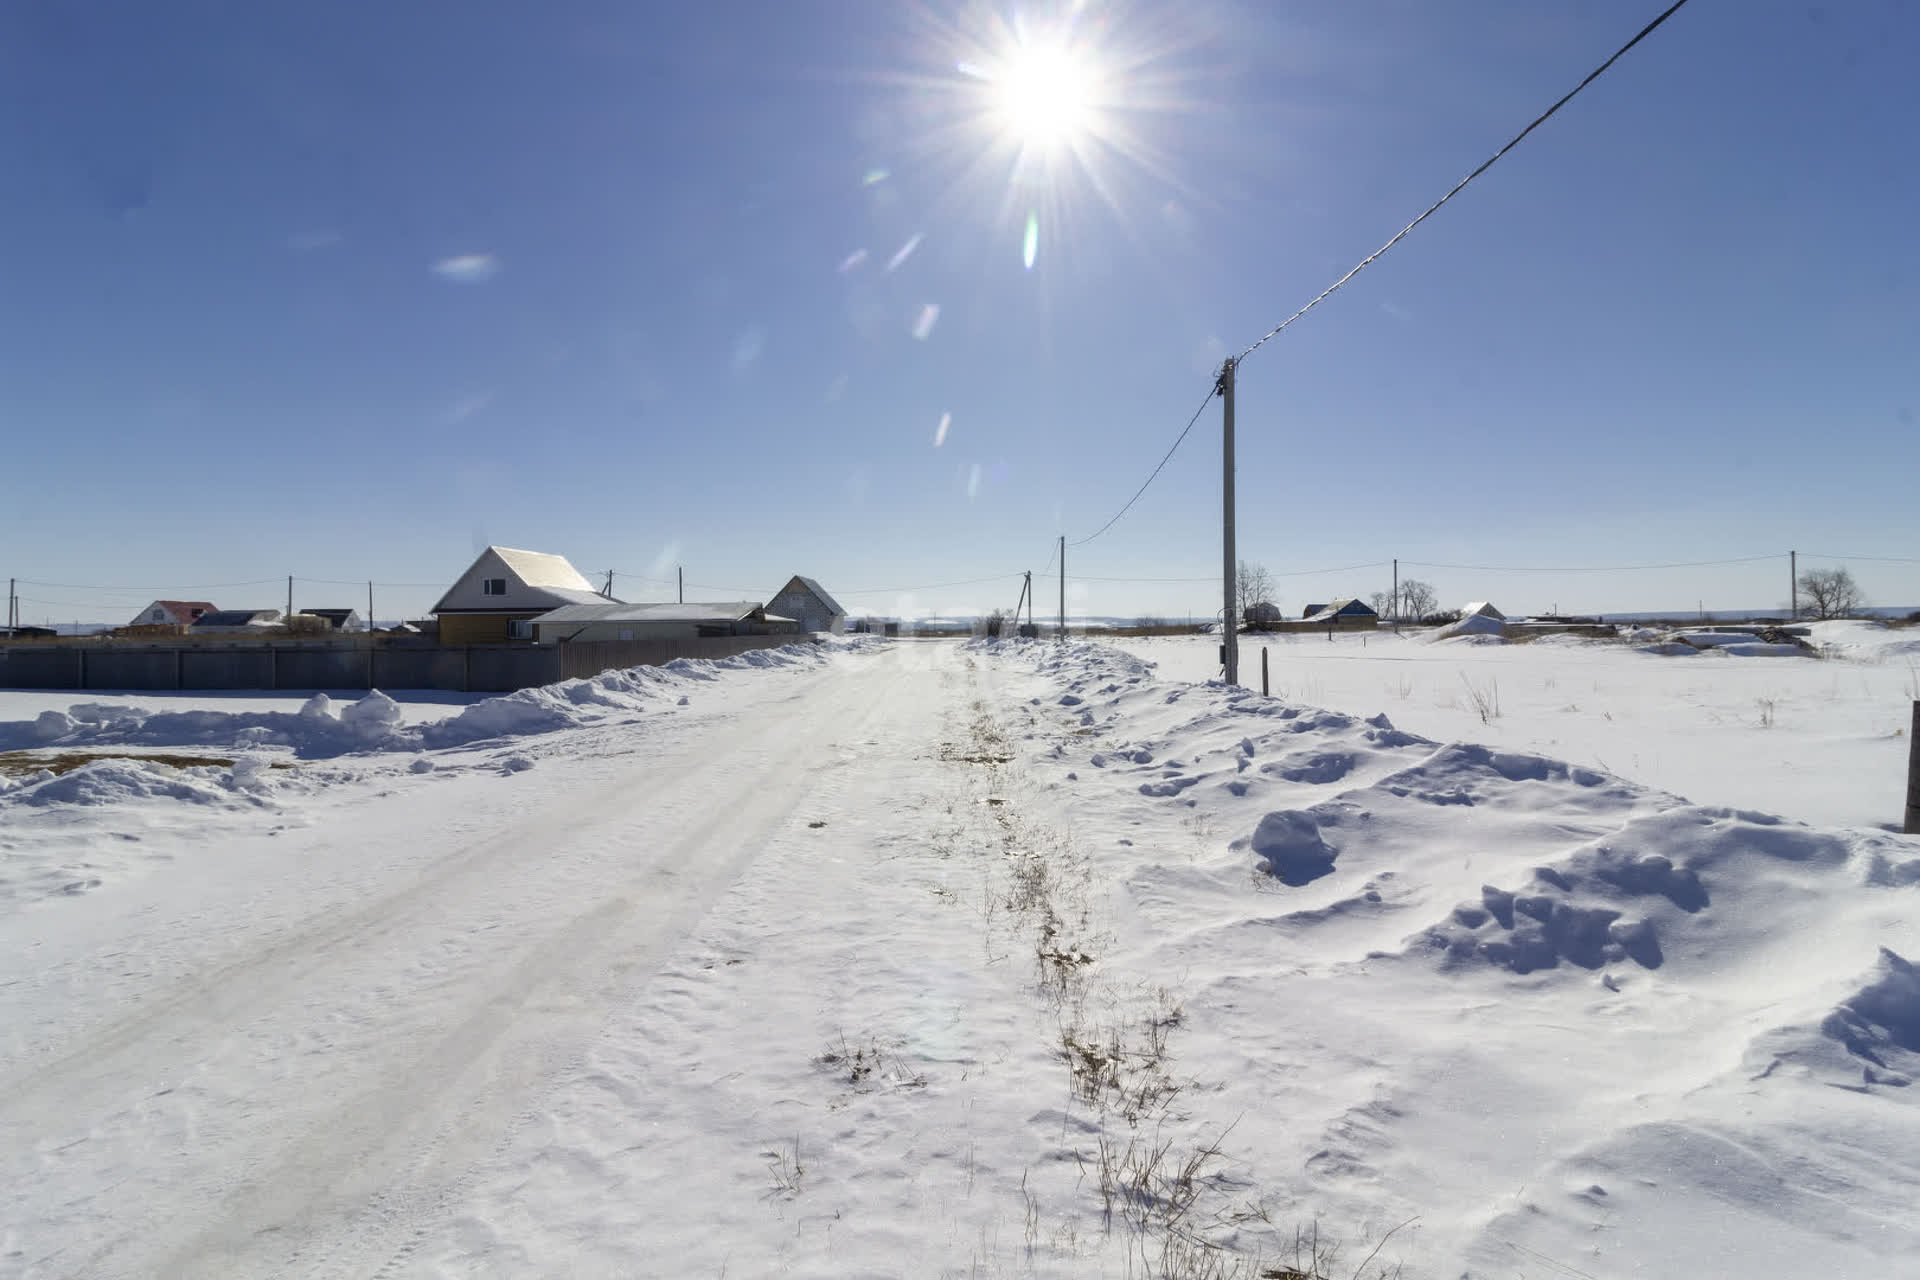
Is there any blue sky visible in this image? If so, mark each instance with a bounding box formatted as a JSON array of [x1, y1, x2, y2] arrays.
[[2, 0, 1915, 625]]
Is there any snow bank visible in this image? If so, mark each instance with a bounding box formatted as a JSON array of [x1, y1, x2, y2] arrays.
[[0, 640, 873, 808], [1428, 613, 1506, 642]]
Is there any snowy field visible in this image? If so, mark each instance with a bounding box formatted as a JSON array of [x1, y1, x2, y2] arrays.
[[1114, 620, 1920, 832], [1, 631, 1916, 1278], [0, 687, 486, 728]]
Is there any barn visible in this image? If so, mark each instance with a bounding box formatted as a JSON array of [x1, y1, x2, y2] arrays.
[[766, 576, 846, 634]]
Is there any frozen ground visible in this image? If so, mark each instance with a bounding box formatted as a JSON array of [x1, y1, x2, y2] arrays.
[[1, 632, 1916, 1278]]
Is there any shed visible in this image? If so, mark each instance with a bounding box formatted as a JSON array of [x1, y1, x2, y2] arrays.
[[191, 609, 283, 633], [301, 608, 367, 632], [525, 601, 798, 645], [1461, 601, 1506, 621], [766, 575, 847, 634], [431, 546, 614, 644], [1303, 598, 1379, 627], [1243, 602, 1283, 626]]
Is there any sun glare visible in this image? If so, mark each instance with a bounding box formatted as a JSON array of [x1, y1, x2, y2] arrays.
[[992, 40, 1094, 149]]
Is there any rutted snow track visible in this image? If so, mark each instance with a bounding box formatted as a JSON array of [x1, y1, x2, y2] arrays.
[[0, 650, 904, 1278]]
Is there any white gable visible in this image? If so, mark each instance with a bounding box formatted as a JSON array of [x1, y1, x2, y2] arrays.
[[432, 546, 610, 614]]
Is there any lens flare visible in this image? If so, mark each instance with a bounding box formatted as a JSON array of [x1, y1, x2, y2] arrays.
[[912, 303, 941, 340], [1023, 212, 1039, 269], [934, 411, 951, 447], [887, 233, 924, 272]]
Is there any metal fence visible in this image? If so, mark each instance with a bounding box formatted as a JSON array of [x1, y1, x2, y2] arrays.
[[0, 634, 808, 694]]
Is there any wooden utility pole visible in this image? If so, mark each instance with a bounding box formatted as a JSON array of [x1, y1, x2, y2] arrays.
[[287, 575, 293, 619], [367, 581, 374, 632], [1025, 571, 1034, 630], [603, 569, 614, 598], [1906, 701, 1920, 834], [678, 566, 684, 603], [1261, 646, 1269, 697], [1219, 357, 1238, 685], [1790, 550, 1797, 619], [1058, 536, 1065, 639], [1392, 558, 1400, 634]]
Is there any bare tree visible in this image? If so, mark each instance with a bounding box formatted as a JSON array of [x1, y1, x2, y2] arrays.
[[1237, 560, 1275, 611], [1797, 566, 1862, 619], [1369, 590, 1395, 618], [1397, 578, 1438, 621]]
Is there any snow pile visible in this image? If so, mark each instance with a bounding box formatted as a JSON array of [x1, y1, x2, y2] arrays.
[[983, 635, 1920, 1271], [0, 641, 851, 761], [1427, 613, 1506, 642], [0, 640, 873, 809], [12, 759, 265, 809], [1808, 618, 1920, 662]]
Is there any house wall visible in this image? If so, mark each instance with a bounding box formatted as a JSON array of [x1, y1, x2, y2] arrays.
[[0, 634, 811, 694], [438, 613, 535, 645], [766, 587, 842, 634]]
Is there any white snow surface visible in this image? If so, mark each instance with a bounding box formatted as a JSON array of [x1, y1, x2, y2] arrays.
[[1, 633, 1916, 1277]]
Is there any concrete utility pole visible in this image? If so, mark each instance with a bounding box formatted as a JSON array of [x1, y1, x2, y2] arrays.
[[1906, 702, 1920, 834], [1058, 535, 1065, 640], [1219, 357, 1238, 686], [678, 567, 684, 604], [1791, 550, 1797, 619]]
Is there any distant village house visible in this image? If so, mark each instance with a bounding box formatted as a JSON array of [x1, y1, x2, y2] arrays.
[[431, 546, 614, 644], [766, 576, 847, 634], [130, 600, 216, 628]]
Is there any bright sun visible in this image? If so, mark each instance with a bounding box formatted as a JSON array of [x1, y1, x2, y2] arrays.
[[991, 41, 1095, 149]]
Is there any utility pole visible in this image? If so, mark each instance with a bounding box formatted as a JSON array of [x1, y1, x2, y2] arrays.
[[1392, 559, 1400, 634], [1025, 571, 1034, 630], [7, 577, 13, 631], [287, 575, 293, 619], [368, 581, 374, 632], [1219, 357, 1238, 686], [678, 566, 684, 604], [1790, 550, 1797, 619], [604, 569, 614, 598], [1058, 535, 1065, 640]]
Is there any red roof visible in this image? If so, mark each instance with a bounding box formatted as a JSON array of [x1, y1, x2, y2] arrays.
[[146, 600, 218, 624]]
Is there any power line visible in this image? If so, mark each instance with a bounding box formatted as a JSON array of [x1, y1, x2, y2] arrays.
[[1801, 552, 1920, 565], [1237, 0, 1694, 365], [1402, 554, 1779, 573], [19, 577, 284, 591], [1069, 381, 1220, 547]]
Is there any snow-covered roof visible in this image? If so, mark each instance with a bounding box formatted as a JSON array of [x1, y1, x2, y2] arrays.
[[529, 602, 762, 625], [432, 546, 615, 614], [1461, 601, 1505, 620], [132, 600, 216, 626], [1304, 598, 1376, 622], [192, 609, 281, 627]]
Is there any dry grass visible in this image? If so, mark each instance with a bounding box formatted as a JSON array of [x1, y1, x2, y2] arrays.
[[0, 750, 295, 778]]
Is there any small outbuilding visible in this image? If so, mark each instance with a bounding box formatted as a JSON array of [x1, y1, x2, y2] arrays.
[[301, 608, 367, 632], [1461, 601, 1506, 621], [191, 609, 283, 633], [524, 601, 798, 645], [1303, 598, 1378, 627], [766, 575, 846, 634]]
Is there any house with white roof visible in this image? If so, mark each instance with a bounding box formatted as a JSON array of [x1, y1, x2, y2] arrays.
[[430, 546, 614, 644]]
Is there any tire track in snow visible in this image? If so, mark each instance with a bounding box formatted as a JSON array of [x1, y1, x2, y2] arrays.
[[0, 655, 898, 1279]]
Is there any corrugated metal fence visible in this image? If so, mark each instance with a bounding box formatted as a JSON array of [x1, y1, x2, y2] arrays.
[[0, 634, 808, 694]]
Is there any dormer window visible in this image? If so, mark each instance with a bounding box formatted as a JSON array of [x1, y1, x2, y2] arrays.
[[482, 578, 508, 596]]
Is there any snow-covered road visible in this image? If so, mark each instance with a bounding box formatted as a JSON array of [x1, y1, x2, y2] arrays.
[[1, 647, 919, 1277], [6, 634, 1917, 1278]]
